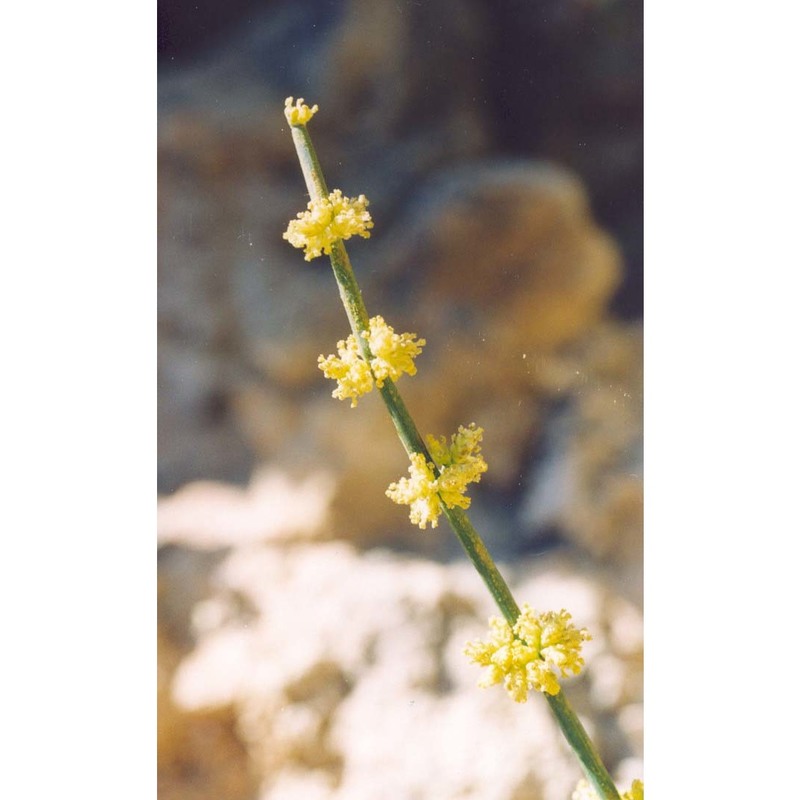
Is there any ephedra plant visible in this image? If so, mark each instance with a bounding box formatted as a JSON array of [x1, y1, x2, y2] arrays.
[[281, 97, 643, 800]]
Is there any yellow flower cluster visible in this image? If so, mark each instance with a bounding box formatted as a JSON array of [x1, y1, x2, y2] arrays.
[[386, 423, 487, 529], [572, 779, 643, 800], [464, 604, 590, 701], [318, 316, 426, 406], [284, 189, 374, 261], [284, 96, 319, 126], [366, 315, 426, 384]]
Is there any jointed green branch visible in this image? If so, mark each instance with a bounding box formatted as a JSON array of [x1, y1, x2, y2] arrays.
[[293, 121, 520, 622], [285, 106, 623, 800]]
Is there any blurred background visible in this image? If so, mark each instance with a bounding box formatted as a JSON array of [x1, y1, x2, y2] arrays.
[[157, 1, 642, 798]]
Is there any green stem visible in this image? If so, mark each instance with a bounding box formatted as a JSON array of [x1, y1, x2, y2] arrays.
[[328, 242, 374, 360], [442, 505, 520, 625], [546, 692, 622, 800], [291, 124, 329, 199], [286, 118, 622, 800]]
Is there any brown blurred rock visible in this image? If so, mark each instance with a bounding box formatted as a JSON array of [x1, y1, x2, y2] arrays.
[[521, 322, 643, 582], [159, 670, 257, 800], [385, 162, 620, 349], [159, 612, 258, 800]]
